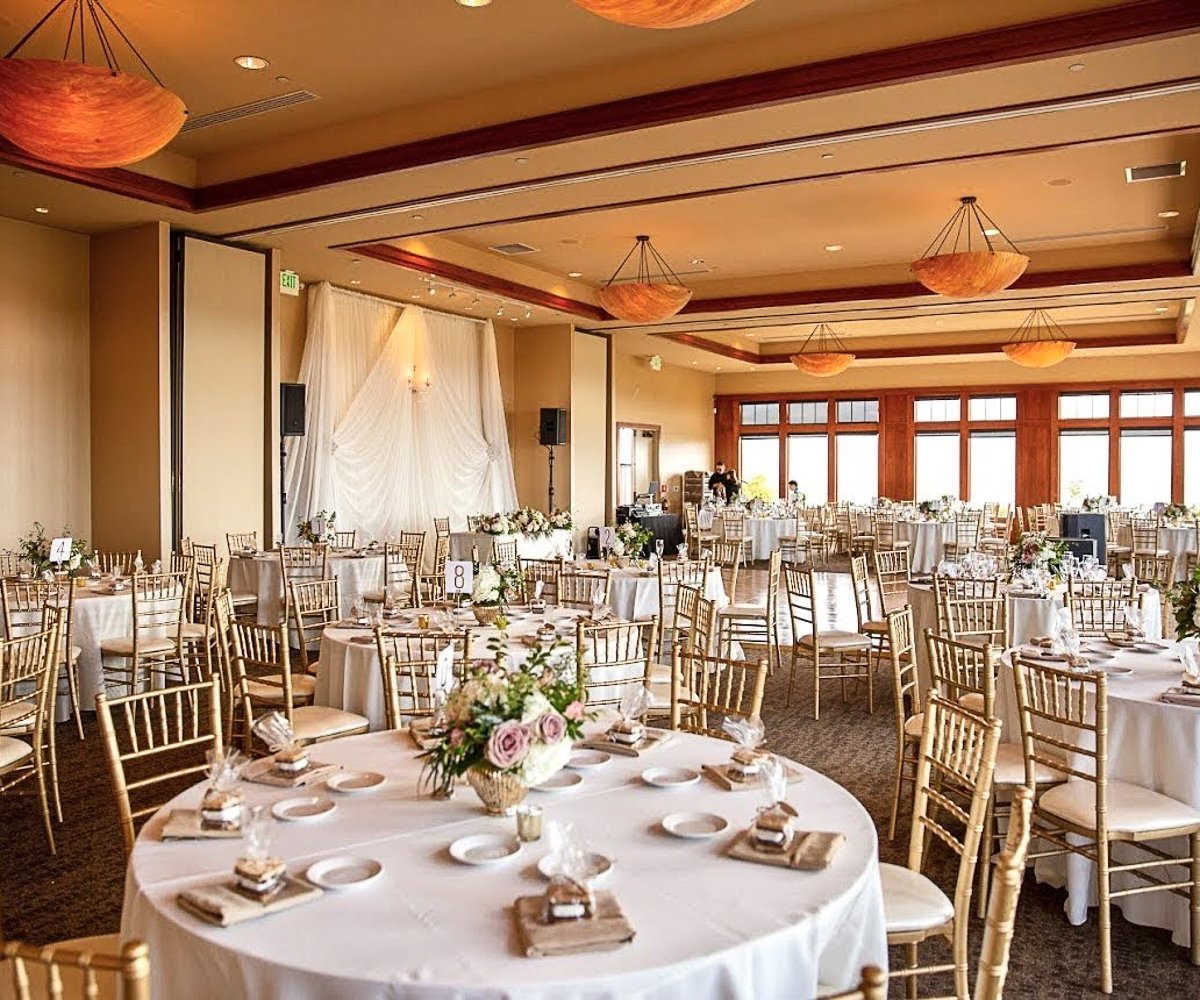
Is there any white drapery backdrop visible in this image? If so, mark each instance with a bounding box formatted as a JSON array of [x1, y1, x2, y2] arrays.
[[284, 282, 517, 541]]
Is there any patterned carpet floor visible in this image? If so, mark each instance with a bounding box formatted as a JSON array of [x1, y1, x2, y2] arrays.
[[2, 568, 1198, 997]]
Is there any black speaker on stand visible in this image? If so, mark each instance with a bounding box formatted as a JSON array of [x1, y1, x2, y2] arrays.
[[539, 407, 567, 513], [280, 383, 307, 537]]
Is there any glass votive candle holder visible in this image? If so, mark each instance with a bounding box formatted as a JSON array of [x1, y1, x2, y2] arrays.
[[516, 804, 543, 842]]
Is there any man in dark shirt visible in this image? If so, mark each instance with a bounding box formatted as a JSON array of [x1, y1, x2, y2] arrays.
[[708, 462, 740, 501]]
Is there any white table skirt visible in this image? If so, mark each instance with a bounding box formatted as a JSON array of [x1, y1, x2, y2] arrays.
[[744, 518, 796, 561], [449, 531, 573, 563], [228, 552, 385, 624], [896, 521, 956, 575], [606, 567, 728, 622], [1160, 526, 1197, 582], [121, 729, 887, 999], [68, 586, 134, 715], [996, 644, 1197, 948]]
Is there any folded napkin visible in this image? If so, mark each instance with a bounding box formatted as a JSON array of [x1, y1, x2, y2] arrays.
[[701, 761, 805, 793], [513, 892, 635, 957], [1161, 687, 1200, 707], [177, 876, 323, 927], [726, 828, 845, 871], [160, 809, 243, 841], [408, 719, 444, 751], [241, 757, 340, 788], [577, 728, 669, 758], [349, 635, 375, 646]]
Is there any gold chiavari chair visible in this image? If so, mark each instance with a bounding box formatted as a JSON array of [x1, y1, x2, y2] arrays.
[[778, 523, 813, 566], [0, 938, 151, 1000], [225, 531, 258, 555], [781, 563, 872, 717], [673, 584, 717, 658], [433, 516, 451, 539], [558, 567, 610, 612], [363, 541, 416, 609], [0, 551, 27, 577], [873, 547, 912, 614], [210, 590, 238, 738], [576, 618, 658, 712], [182, 554, 226, 676], [419, 534, 452, 604], [519, 556, 563, 605], [932, 573, 1001, 634], [825, 966, 887, 1000], [943, 512, 983, 560], [885, 606, 920, 841], [280, 544, 329, 625], [943, 595, 1007, 647], [669, 647, 767, 740], [718, 550, 782, 673], [375, 628, 470, 729], [2, 578, 84, 739], [1105, 510, 1133, 576], [91, 551, 141, 575], [0, 627, 59, 853], [1129, 515, 1167, 558], [1066, 576, 1137, 636], [491, 537, 519, 565], [880, 692, 1001, 1000], [1012, 657, 1200, 994], [980, 506, 1013, 556], [331, 529, 358, 549], [849, 554, 890, 673], [871, 511, 910, 556], [718, 511, 754, 564], [683, 503, 717, 557], [654, 557, 710, 660], [287, 578, 340, 674], [100, 571, 188, 695], [203, 541, 256, 619], [1130, 551, 1176, 591], [710, 540, 742, 605], [975, 785, 1034, 1000], [96, 677, 223, 854]]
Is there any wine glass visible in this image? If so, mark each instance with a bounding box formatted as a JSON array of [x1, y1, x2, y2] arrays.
[[655, 538, 665, 561], [1123, 604, 1144, 637]]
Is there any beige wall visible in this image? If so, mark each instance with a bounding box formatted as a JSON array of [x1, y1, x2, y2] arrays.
[[571, 331, 609, 540], [279, 287, 308, 383], [614, 352, 716, 512], [0, 218, 91, 548], [90, 223, 171, 559], [512, 324, 573, 513]]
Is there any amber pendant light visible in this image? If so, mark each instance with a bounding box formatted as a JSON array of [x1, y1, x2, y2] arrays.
[[1003, 308, 1075, 368], [598, 235, 693, 323], [911, 196, 1029, 298], [574, 0, 756, 29], [789, 323, 855, 377], [0, 0, 186, 169]]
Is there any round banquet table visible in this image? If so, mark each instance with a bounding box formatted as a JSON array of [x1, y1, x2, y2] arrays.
[[601, 564, 728, 621], [1159, 525, 1197, 582], [58, 582, 133, 718], [906, 582, 1162, 692], [227, 551, 386, 624], [996, 643, 1198, 947], [745, 518, 797, 562], [120, 729, 887, 999], [895, 520, 956, 575]]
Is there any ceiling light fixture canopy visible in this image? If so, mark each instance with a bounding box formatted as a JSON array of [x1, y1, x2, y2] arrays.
[[0, 0, 186, 168], [598, 235, 693, 323], [1003, 308, 1076, 368], [573, 0, 756, 29], [911, 196, 1029, 298], [789, 323, 855, 377]]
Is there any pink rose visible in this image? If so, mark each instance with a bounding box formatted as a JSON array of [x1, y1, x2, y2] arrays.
[[485, 720, 531, 769], [537, 712, 565, 743], [564, 701, 584, 721], [449, 728, 464, 746]]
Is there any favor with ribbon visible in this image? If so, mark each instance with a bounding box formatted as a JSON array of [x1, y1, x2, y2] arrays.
[[253, 711, 309, 773], [1181, 638, 1200, 690], [199, 747, 245, 831], [721, 715, 767, 783]]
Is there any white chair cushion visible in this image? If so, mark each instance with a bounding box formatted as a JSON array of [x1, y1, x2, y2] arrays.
[[292, 705, 369, 742], [58, 644, 83, 664], [718, 603, 768, 619], [1039, 778, 1200, 835], [0, 736, 33, 769], [880, 862, 954, 934], [246, 674, 317, 701], [646, 680, 698, 708], [180, 622, 207, 640], [958, 692, 985, 714], [797, 630, 872, 651], [0, 700, 37, 731], [231, 591, 258, 606], [362, 585, 412, 603], [861, 620, 888, 635], [99, 636, 176, 656], [992, 743, 1064, 786], [903, 713, 925, 739]]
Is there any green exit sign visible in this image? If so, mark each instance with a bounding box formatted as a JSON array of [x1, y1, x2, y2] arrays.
[[279, 269, 300, 296]]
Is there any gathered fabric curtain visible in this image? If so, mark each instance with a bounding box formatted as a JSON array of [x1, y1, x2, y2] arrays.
[[284, 282, 517, 541]]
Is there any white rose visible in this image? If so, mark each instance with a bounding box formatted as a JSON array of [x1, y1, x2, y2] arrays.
[[520, 738, 571, 787], [520, 691, 552, 724]]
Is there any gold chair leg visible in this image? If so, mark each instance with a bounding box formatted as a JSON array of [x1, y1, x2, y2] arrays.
[[46, 713, 62, 823], [888, 744, 905, 841], [1098, 838, 1113, 994], [812, 653, 821, 721], [786, 646, 799, 709], [1191, 831, 1200, 967], [977, 794, 995, 918], [33, 742, 56, 855], [904, 943, 919, 1000], [63, 659, 85, 740]]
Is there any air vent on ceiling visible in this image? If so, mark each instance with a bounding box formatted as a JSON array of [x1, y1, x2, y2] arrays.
[[488, 242, 540, 256], [1124, 160, 1187, 183], [180, 90, 321, 133]]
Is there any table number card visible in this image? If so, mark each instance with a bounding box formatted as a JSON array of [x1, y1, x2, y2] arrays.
[[599, 526, 618, 550], [49, 537, 73, 563], [445, 561, 474, 595]]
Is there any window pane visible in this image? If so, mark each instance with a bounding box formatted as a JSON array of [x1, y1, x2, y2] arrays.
[[739, 435, 780, 498], [914, 397, 961, 423], [1059, 393, 1109, 420], [1186, 429, 1200, 507], [1119, 391, 1172, 419], [915, 433, 960, 501], [836, 433, 878, 503], [617, 427, 634, 506], [968, 395, 1017, 421], [1186, 390, 1200, 418], [968, 432, 1016, 505], [1119, 429, 1172, 507], [787, 400, 828, 425], [836, 399, 879, 423], [1058, 430, 1109, 504], [739, 402, 780, 426], [786, 434, 829, 505]]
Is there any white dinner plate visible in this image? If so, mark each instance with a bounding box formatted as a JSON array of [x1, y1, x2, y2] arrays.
[[533, 770, 583, 792], [641, 766, 700, 789], [567, 749, 611, 769], [1098, 664, 1134, 678], [662, 811, 728, 839], [271, 796, 336, 823], [537, 851, 613, 882], [449, 833, 522, 866], [326, 771, 386, 794], [306, 856, 383, 890]]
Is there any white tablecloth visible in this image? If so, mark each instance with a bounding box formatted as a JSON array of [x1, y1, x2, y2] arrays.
[[449, 531, 573, 563], [227, 552, 385, 624], [744, 518, 796, 561], [996, 643, 1197, 948], [896, 521, 956, 575], [121, 729, 887, 999], [1160, 525, 1197, 581], [67, 585, 134, 715], [606, 566, 728, 621]]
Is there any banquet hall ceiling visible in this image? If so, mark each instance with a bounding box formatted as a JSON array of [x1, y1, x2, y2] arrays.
[[2, 0, 1199, 370]]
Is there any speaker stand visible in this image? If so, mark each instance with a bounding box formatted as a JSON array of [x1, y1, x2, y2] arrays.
[[279, 437, 288, 543], [546, 445, 556, 513]]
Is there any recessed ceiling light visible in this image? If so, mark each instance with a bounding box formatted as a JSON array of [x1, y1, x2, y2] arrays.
[[691, 361, 697, 365], [411, 214, 424, 221], [515, 156, 529, 165], [1155, 305, 1170, 313], [1158, 210, 1180, 219], [275, 75, 291, 84], [1047, 178, 1072, 186], [1068, 62, 1086, 72], [715, 366, 722, 371], [568, 271, 583, 278], [820, 152, 835, 160], [689, 258, 705, 265], [456, 0, 492, 6], [982, 227, 1000, 236], [34, 206, 49, 214], [824, 244, 843, 252], [234, 55, 269, 70], [351, 258, 361, 265], [349, 279, 361, 285]]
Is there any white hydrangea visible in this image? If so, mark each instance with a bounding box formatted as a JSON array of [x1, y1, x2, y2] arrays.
[[473, 565, 502, 603], [520, 691, 552, 724], [521, 737, 571, 787]]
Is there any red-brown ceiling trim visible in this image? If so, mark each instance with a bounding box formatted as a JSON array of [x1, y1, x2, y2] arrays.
[[348, 243, 607, 321]]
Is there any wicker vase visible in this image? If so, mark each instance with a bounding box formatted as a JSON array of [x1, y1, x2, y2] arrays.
[[473, 603, 501, 626], [466, 765, 527, 816]]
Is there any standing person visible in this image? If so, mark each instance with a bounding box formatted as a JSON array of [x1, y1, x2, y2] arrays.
[[708, 462, 741, 502], [786, 480, 802, 504]]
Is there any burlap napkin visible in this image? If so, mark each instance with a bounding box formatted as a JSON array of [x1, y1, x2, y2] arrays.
[[513, 892, 635, 957], [160, 809, 243, 841], [701, 761, 805, 792], [177, 877, 323, 927], [1162, 687, 1200, 707], [242, 757, 340, 788], [577, 728, 669, 758], [726, 828, 845, 871], [408, 719, 443, 751]]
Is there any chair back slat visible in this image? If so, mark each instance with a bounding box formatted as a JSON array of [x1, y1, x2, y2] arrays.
[[287, 579, 340, 671], [576, 619, 656, 710], [670, 648, 767, 739]]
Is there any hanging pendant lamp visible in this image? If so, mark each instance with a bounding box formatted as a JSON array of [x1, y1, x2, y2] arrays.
[[1003, 308, 1075, 368], [911, 196, 1029, 298], [574, 0, 756, 29], [598, 235, 693, 323], [789, 323, 855, 377], [0, 0, 186, 169]]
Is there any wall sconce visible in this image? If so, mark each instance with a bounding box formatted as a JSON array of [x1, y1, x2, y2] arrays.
[[408, 366, 432, 392]]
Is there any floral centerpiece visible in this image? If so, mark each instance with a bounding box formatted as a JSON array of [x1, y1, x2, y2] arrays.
[[549, 508, 572, 531], [1010, 531, 1067, 581], [740, 474, 774, 504], [1168, 565, 1200, 641], [477, 512, 512, 535], [470, 563, 524, 624], [18, 523, 88, 576], [297, 509, 336, 544], [612, 521, 652, 558], [1082, 494, 1115, 513], [1162, 502, 1195, 524], [420, 656, 587, 813], [510, 506, 551, 537]]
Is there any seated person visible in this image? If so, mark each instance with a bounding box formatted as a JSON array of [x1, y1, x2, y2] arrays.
[[708, 462, 740, 502]]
